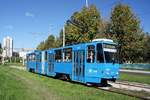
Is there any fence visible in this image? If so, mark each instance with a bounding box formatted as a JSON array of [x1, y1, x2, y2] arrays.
[[120, 64, 150, 70]]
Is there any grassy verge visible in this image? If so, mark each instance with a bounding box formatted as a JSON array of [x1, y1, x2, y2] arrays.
[[0, 65, 138, 100], [119, 72, 150, 85]]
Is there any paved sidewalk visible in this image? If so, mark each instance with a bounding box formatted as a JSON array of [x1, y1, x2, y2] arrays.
[[9, 65, 26, 71]]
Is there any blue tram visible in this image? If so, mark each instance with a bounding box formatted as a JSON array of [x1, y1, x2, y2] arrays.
[[26, 39, 119, 85]]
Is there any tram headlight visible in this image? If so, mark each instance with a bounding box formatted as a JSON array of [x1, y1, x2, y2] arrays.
[[103, 70, 110, 75]]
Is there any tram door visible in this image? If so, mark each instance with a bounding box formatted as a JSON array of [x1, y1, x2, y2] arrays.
[[48, 53, 54, 73], [73, 50, 85, 82], [35, 54, 37, 72], [35, 53, 41, 73], [36, 54, 39, 73], [41, 52, 45, 74]]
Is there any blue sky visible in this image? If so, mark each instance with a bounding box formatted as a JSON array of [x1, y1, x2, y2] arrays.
[[0, 0, 150, 49]]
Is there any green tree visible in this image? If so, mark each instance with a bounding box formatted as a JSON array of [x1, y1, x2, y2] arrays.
[[37, 34, 57, 50], [64, 5, 102, 45], [110, 3, 144, 63], [44, 35, 55, 49], [55, 29, 63, 47], [37, 41, 45, 50], [143, 33, 150, 63], [95, 21, 116, 40]]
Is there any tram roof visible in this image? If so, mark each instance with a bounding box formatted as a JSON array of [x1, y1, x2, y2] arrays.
[[27, 39, 117, 55], [46, 40, 116, 51]]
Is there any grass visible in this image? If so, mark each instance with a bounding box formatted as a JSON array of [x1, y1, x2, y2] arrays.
[[119, 72, 150, 85], [0, 65, 138, 100]]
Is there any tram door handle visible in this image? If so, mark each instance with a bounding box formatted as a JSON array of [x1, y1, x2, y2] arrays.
[[52, 63, 54, 71], [79, 67, 81, 75], [76, 67, 78, 75]]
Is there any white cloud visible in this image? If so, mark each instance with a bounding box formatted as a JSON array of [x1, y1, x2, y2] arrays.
[[25, 12, 34, 17], [4, 25, 13, 30]]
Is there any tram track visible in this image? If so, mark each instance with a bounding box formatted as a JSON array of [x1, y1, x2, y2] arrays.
[[101, 81, 150, 100], [109, 81, 150, 93], [115, 81, 150, 90]]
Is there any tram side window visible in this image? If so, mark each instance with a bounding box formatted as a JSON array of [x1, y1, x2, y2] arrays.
[[27, 55, 29, 61], [32, 54, 36, 61], [45, 51, 47, 61], [64, 48, 72, 62], [29, 55, 31, 61], [37, 53, 41, 62], [87, 45, 95, 63], [55, 49, 62, 62], [97, 44, 104, 63]]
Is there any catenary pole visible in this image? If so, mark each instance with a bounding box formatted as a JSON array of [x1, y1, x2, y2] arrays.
[[86, 0, 88, 7], [63, 26, 65, 47]]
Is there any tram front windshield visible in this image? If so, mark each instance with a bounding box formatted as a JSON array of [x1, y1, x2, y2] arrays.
[[97, 43, 118, 63], [103, 44, 117, 63]]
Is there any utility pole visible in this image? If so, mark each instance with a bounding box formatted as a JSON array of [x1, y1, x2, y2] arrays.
[[86, 0, 88, 8], [62, 26, 65, 62], [63, 26, 65, 47]]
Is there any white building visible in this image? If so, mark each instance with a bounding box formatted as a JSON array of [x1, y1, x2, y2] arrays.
[[2, 36, 13, 58]]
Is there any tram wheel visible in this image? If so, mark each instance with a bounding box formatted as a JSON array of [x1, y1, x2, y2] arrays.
[[101, 79, 108, 87]]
